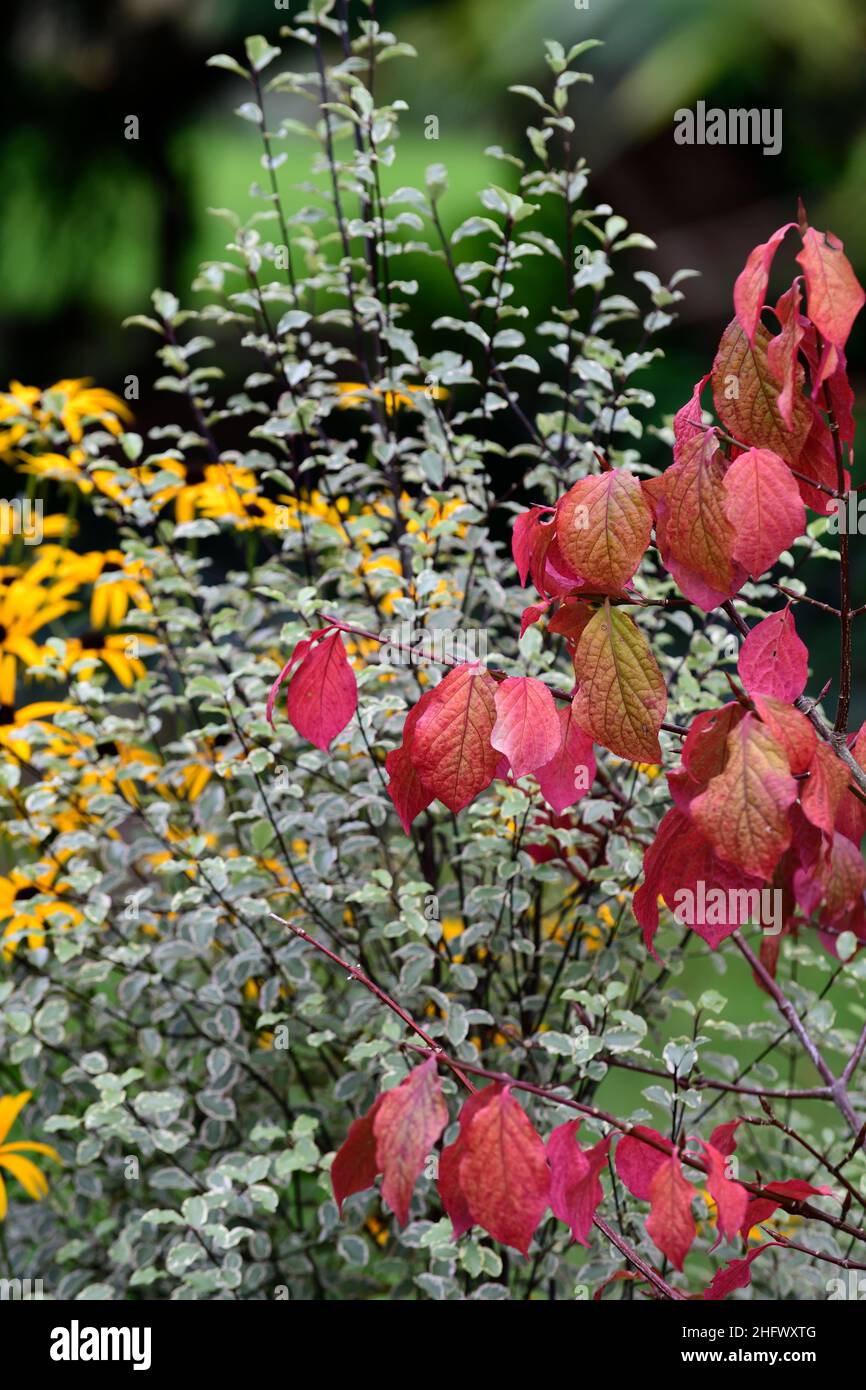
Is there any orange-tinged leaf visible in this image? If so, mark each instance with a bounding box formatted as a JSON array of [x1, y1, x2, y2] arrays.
[[374, 1058, 448, 1226], [724, 446, 805, 579], [796, 227, 865, 385], [458, 1086, 550, 1255], [752, 694, 816, 775], [656, 430, 746, 610], [711, 318, 811, 463], [571, 601, 666, 761], [690, 713, 798, 879], [411, 662, 499, 813], [555, 469, 652, 593], [800, 741, 850, 839]]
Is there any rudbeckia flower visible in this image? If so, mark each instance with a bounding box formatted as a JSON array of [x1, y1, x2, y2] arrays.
[[334, 381, 447, 412], [42, 379, 132, 443], [0, 867, 83, 955], [0, 1092, 61, 1220], [0, 575, 81, 704]]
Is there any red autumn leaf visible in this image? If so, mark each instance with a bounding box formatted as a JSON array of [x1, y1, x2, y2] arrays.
[[796, 227, 865, 386], [704, 1242, 784, 1300], [837, 723, 866, 845], [548, 597, 594, 647], [438, 1086, 495, 1240], [690, 713, 797, 879], [535, 699, 597, 814], [458, 1085, 550, 1254], [702, 1141, 749, 1244], [752, 694, 816, 775], [555, 469, 652, 594], [571, 600, 666, 762], [723, 447, 805, 580], [491, 675, 562, 780], [767, 278, 806, 430], [709, 1118, 742, 1158], [646, 1154, 696, 1271], [672, 373, 711, 460], [547, 1121, 610, 1247], [410, 662, 499, 813], [615, 1126, 671, 1199], [512, 506, 550, 586], [266, 625, 330, 728], [796, 830, 866, 924], [633, 807, 766, 957], [373, 1058, 448, 1226], [711, 318, 811, 464], [655, 429, 746, 610], [331, 1096, 384, 1214], [385, 690, 436, 833], [762, 1178, 835, 1204], [520, 598, 552, 637], [800, 740, 850, 839], [284, 629, 358, 750], [796, 407, 848, 515], [801, 325, 856, 442], [668, 703, 745, 812], [737, 605, 808, 702], [733, 222, 795, 346]]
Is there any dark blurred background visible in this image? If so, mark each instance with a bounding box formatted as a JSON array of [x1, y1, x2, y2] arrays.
[[2, 0, 865, 716]]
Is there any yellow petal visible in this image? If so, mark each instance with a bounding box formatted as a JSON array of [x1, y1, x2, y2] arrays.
[[0, 1091, 32, 1146], [0, 1152, 49, 1200]]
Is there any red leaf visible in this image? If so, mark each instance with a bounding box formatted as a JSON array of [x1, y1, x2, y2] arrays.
[[385, 691, 436, 833], [535, 699, 597, 814], [737, 605, 808, 702], [438, 1086, 495, 1240], [704, 1242, 783, 1300], [767, 279, 806, 430], [331, 1096, 384, 1214], [796, 408, 848, 515], [285, 630, 358, 750], [266, 625, 330, 728], [633, 807, 767, 957], [411, 662, 499, 813], [709, 1118, 742, 1158], [702, 1142, 749, 1244], [837, 723, 866, 845], [673, 374, 711, 460], [547, 1121, 610, 1247], [762, 1178, 834, 1203], [548, 598, 594, 647], [373, 1058, 448, 1226], [655, 429, 747, 611], [458, 1086, 550, 1254], [796, 227, 865, 386], [724, 447, 805, 580], [752, 694, 816, 775], [733, 223, 795, 346], [512, 507, 549, 587], [520, 598, 552, 637], [646, 1154, 696, 1271], [801, 741, 850, 839], [690, 713, 797, 879], [491, 676, 562, 780], [615, 1126, 671, 1199]]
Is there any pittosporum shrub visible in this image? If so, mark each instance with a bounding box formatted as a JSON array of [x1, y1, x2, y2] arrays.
[[0, 3, 864, 1302]]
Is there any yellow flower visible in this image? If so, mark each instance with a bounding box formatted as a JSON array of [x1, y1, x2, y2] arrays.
[[44, 378, 132, 443], [76, 550, 152, 629], [0, 701, 74, 763], [0, 867, 83, 955], [0, 1092, 61, 1220], [0, 382, 41, 455], [334, 381, 447, 413], [0, 574, 81, 704], [59, 631, 156, 688]]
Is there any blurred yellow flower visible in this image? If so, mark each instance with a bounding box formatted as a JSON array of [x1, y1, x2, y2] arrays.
[[0, 1092, 61, 1220]]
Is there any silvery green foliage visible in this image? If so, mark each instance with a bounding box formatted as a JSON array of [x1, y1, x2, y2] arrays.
[[0, 6, 855, 1301]]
